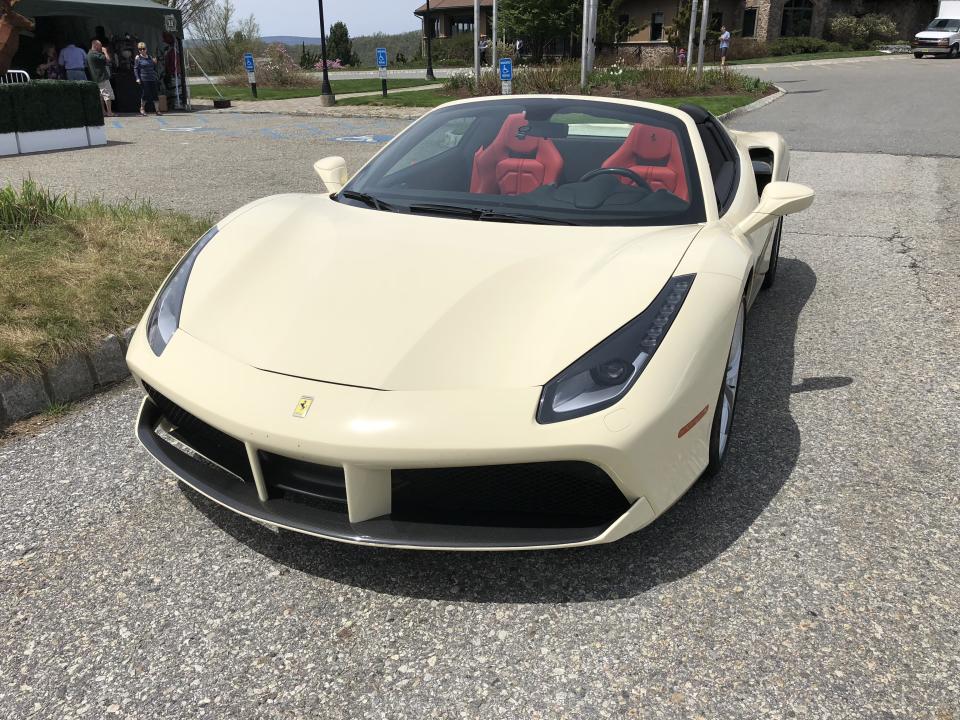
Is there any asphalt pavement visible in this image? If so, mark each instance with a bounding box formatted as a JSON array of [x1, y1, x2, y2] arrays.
[[1, 55, 959, 719]]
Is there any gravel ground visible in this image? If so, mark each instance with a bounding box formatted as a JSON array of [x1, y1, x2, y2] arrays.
[[2, 59, 959, 719]]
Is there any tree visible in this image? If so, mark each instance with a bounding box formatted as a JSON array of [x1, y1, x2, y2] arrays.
[[499, 0, 581, 63], [188, 0, 261, 74], [596, 0, 640, 53], [665, 1, 717, 51], [327, 21, 359, 66]]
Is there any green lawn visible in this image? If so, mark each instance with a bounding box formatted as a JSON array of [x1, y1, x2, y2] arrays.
[[190, 78, 437, 101], [339, 89, 761, 116], [722, 50, 882, 65]]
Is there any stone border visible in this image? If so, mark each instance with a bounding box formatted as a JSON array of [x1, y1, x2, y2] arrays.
[[717, 85, 785, 122], [0, 326, 135, 427]]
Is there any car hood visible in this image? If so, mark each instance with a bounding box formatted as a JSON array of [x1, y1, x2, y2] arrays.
[[179, 194, 702, 391], [915, 30, 956, 39]]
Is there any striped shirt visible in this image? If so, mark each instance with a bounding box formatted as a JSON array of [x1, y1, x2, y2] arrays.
[[134, 55, 158, 83]]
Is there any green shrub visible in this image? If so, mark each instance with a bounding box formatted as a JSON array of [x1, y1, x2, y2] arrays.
[[768, 36, 841, 55], [434, 34, 475, 63], [861, 13, 898, 43], [0, 81, 103, 133], [0, 180, 70, 232]]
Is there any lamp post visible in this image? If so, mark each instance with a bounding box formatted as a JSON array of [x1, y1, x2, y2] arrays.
[[317, 0, 335, 106], [425, 0, 435, 81]]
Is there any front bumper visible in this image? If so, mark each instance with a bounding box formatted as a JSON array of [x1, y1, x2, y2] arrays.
[[129, 273, 739, 550], [913, 42, 952, 54]]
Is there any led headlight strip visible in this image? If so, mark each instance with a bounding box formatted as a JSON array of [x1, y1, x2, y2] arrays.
[[147, 226, 219, 356], [537, 275, 695, 424]]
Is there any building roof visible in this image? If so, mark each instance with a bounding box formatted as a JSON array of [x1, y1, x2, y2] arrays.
[[414, 0, 493, 15], [17, 0, 183, 34]]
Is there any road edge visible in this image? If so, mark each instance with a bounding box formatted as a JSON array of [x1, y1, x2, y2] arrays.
[[718, 85, 785, 122], [0, 327, 135, 427]]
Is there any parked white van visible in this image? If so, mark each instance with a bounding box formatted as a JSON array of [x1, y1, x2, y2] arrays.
[[914, 1, 960, 58]]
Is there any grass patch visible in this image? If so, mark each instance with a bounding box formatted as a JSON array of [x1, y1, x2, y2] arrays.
[[0, 181, 210, 376], [723, 50, 881, 65], [338, 89, 761, 116], [190, 78, 436, 101], [42, 402, 72, 419]]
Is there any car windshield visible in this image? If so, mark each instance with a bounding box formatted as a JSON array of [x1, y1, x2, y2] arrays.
[[927, 18, 960, 31], [337, 98, 707, 226]]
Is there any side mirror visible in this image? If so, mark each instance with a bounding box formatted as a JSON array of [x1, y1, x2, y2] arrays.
[[736, 181, 815, 236], [314, 156, 348, 193]]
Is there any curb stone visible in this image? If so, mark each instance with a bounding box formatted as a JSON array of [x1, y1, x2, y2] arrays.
[[717, 85, 785, 122], [0, 326, 136, 427]]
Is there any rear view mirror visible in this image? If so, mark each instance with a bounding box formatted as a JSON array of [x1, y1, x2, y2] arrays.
[[736, 181, 814, 236], [314, 156, 348, 193]]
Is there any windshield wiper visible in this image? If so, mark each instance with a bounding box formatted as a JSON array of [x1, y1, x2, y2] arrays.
[[338, 190, 398, 212], [409, 203, 577, 225]]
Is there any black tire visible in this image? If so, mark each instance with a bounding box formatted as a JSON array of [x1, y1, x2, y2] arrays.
[[950, 44, 959, 59], [914, 52, 923, 59], [760, 217, 783, 291], [704, 300, 746, 478]]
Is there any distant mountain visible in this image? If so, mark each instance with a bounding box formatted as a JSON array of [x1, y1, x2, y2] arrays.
[[261, 36, 323, 45]]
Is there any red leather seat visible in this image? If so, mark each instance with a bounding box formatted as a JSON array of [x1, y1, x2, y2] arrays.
[[470, 113, 564, 195], [601, 123, 689, 201]]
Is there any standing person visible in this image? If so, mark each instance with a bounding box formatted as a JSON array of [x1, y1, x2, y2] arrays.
[[133, 42, 161, 117], [87, 39, 114, 117], [478, 34, 491, 65], [58, 40, 87, 80], [36, 43, 64, 79], [719, 26, 731, 69]]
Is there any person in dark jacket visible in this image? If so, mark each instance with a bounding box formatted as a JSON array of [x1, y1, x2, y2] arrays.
[[133, 41, 161, 116]]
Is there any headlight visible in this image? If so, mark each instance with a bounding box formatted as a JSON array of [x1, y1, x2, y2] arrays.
[[537, 275, 695, 424], [146, 226, 218, 355], [939, 38, 950, 46]]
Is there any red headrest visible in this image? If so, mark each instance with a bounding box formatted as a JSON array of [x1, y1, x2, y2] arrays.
[[496, 113, 541, 155], [626, 123, 673, 162]]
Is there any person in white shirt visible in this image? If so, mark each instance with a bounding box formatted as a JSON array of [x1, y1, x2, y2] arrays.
[[719, 26, 731, 69], [58, 42, 87, 80]]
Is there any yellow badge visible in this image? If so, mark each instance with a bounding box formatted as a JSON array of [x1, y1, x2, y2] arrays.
[[293, 396, 313, 418]]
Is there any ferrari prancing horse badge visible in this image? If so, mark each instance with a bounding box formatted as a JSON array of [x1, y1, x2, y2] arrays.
[[293, 396, 314, 418]]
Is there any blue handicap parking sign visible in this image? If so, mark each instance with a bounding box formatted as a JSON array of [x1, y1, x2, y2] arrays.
[[376, 48, 388, 68], [244, 52, 255, 72], [499, 58, 513, 82]]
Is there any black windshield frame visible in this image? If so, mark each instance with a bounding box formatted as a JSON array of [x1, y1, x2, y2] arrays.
[[338, 98, 708, 227]]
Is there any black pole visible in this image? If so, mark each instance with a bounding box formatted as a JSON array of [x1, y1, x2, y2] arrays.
[[317, 0, 335, 103], [425, 0, 435, 81]]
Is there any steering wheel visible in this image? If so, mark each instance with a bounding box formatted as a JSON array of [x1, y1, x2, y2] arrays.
[[579, 167, 651, 191]]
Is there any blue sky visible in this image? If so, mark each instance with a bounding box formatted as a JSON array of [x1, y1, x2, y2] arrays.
[[232, 0, 421, 37]]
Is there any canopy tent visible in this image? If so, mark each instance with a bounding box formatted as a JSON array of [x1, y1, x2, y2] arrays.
[[11, 0, 188, 111], [17, 0, 182, 37]]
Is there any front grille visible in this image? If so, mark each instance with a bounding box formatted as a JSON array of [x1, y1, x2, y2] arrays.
[[258, 451, 347, 511], [144, 384, 253, 483], [392, 462, 629, 528]]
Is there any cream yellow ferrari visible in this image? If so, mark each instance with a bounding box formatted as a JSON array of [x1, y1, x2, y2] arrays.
[[128, 96, 813, 550]]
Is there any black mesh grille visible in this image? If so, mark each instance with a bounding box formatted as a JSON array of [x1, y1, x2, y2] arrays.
[[144, 384, 253, 483], [392, 462, 629, 528]]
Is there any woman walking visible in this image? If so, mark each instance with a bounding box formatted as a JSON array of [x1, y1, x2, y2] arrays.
[[133, 41, 162, 116]]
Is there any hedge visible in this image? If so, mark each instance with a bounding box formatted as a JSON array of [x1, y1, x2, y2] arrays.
[[0, 81, 104, 134]]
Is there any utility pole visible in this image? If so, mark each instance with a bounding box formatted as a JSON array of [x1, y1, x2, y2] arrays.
[[695, 0, 710, 82], [686, 0, 699, 71], [580, 0, 590, 89], [425, 0, 435, 81], [587, 0, 597, 73], [317, 0, 335, 106], [473, 0, 480, 82], [492, 0, 498, 70]]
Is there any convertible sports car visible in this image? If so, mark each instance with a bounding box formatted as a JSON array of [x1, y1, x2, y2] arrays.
[[128, 96, 813, 550]]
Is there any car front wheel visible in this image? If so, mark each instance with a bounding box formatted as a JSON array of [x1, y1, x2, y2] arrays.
[[950, 44, 960, 59], [704, 300, 745, 477], [914, 52, 923, 59]]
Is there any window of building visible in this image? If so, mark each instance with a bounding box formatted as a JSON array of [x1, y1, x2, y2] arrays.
[[451, 17, 474, 35], [650, 11, 664, 41], [780, 0, 814, 37], [742, 8, 757, 37]]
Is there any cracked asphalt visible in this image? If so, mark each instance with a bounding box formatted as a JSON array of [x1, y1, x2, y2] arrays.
[[2, 56, 959, 719]]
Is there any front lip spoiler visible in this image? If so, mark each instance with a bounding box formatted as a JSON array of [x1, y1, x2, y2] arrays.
[[136, 397, 616, 550]]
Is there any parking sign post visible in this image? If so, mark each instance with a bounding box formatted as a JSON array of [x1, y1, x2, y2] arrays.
[[499, 57, 512, 95], [243, 52, 257, 98], [376, 48, 388, 97]]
